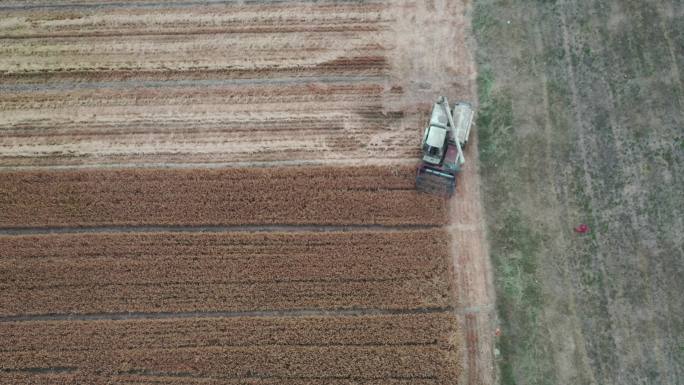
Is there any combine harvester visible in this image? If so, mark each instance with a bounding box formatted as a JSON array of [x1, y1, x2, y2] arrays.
[[416, 96, 474, 197]]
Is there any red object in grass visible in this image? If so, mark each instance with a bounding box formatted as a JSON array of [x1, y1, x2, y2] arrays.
[[574, 224, 590, 233]]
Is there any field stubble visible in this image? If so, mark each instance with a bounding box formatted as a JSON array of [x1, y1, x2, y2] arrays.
[[0, 166, 447, 228]]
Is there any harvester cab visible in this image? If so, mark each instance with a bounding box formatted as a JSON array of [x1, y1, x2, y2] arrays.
[[416, 96, 474, 197]]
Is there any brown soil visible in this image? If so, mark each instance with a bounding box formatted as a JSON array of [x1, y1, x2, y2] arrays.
[[450, 132, 497, 385]]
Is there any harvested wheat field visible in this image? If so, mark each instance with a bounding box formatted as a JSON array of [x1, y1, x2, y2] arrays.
[[0, 1, 493, 385], [0, 0, 474, 168]]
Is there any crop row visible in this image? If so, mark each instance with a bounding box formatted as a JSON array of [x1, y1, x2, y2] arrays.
[[0, 373, 442, 385], [0, 166, 447, 228], [0, 3, 386, 39], [0, 66, 385, 85], [0, 112, 413, 167], [0, 2, 387, 76], [2, 274, 451, 317], [0, 85, 390, 153], [1, 346, 456, 378], [0, 229, 453, 316], [0, 230, 450, 288], [0, 313, 458, 384], [2, 145, 420, 167], [0, 313, 457, 352], [0, 77, 408, 168], [0, 83, 386, 111]]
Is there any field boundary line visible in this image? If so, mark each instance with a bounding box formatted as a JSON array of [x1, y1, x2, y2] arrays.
[[0, 306, 454, 323]]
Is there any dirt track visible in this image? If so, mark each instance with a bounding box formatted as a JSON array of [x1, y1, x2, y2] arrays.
[[0, 1, 491, 384]]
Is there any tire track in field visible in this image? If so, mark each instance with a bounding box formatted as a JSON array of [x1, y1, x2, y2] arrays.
[[0, 223, 438, 235], [591, 3, 667, 381], [0, 0, 385, 12], [0, 306, 453, 323], [0, 158, 418, 171], [119, 372, 439, 381], [0, 76, 385, 92], [449, 134, 495, 385], [593, 2, 681, 381], [530, 6, 596, 384], [0, 26, 385, 40], [558, 1, 622, 382]]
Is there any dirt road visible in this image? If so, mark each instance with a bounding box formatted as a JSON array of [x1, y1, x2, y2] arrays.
[[450, 134, 497, 385]]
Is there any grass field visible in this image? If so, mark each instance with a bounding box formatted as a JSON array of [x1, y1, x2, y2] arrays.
[[473, 0, 683, 384]]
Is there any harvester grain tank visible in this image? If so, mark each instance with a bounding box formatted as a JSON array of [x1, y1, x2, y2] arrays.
[[415, 96, 474, 197]]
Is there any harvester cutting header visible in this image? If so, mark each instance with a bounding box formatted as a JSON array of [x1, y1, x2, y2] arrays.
[[416, 96, 474, 197]]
